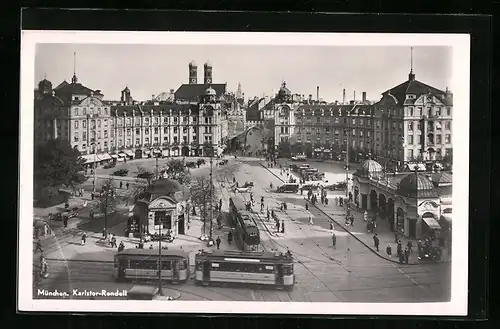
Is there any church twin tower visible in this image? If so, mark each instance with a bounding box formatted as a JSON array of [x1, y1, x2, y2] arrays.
[[188, 61, 212, 85]]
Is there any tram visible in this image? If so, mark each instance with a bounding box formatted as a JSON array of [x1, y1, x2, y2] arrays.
[[194, 250, 295, 289], [229, 196, 260, 250], [113, 248, 190, 283]]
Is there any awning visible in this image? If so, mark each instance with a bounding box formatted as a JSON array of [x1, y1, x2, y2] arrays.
[[162, 150, 169, 156], [81, 154, 98, 164], [407, 164, 417, 171], [110, 154, 119, 159], [422, 216, 441, 230], [118, 153, 126, 157], [125, 150, 134, 157], [323, 149, 331, 152], [98, 153, 112, 161], [314, 148, 322, 152]]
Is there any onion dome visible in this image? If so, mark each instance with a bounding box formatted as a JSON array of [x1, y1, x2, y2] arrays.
[[278, 81, 291, 96], [38, 78, 52, 93], [205, 87, 217, 96], [356, 159, 383, 178], [204, 61, 212, 67], [398, 173, 439, 198], [189, 60, 197, 67]]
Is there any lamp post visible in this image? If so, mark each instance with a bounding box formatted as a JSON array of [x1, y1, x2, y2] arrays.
[[91, 142, 97, 193], [157, 219, 163, 296], [345, 111, 350, 197], [209, 145, 214, 241]]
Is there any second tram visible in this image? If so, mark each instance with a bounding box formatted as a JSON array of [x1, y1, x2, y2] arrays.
[[229, 196, 260, 250], [194, 250, 295, 289]]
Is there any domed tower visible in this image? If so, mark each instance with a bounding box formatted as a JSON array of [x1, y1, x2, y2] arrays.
[[38, 75, 52, 96], [189, 61, 198, 84], [201, 86, 217, 104], [204, 61, 213, 84], [276, 81, 292, 103]]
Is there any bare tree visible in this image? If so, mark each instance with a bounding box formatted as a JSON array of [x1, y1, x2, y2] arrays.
[[93, 178, 118, 237], [190, 176, 218, 237]]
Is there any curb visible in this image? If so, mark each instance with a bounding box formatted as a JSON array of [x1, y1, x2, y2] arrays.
[[260, 162, 447, 266]]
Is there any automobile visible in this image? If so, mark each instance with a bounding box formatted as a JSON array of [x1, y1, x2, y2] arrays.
[[126, 285, 173, 301], [113, 169, 129, 176], [276, 183, 300, 193], [103, 162, 116, 169], [327, 182, 347, 191], [242, 181, 254, 188]]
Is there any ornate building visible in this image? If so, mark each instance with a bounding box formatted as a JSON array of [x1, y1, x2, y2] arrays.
[[352, 159, 452, 240], [34, 62, 230, 163]]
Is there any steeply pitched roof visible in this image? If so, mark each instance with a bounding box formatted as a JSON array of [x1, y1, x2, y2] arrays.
[[381, 76, 445, 105], [174, 83, 226, 102], [54, 80, 69, 90]]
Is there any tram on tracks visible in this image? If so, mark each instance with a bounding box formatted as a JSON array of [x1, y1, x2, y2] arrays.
[[113, 248, 190, 283], [229, 195, 260, 251], [194, 250, 295, 289]]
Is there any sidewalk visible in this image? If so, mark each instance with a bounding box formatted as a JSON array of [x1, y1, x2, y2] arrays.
[[260, 161, 451, 265]]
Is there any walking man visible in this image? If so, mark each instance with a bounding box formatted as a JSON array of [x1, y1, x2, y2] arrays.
[[305, 202, 309, 211], [308, 215, 314, 225], [373, 233, 380, 252], [281, 220, 285, 234], [120, 181, 123, 189], [404, 247, 410, 264], [332, 232, 337, 249], [81, 232, 87, 246], [126, 182, 130, 189], [276, 220, 281, 233], [216, 236, 221, 250]]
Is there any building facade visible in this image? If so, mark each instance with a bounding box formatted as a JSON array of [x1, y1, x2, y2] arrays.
[[34, 62, 231, 159], [252, 69, 453, 165]]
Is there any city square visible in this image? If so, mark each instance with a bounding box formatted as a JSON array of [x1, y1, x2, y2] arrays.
[[28, 42, 455, 306]]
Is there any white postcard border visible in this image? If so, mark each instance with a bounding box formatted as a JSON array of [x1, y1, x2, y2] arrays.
[[19, 31, 470, 315]]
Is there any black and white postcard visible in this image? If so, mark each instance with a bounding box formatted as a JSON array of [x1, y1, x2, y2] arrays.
[[19, 31, 470, 315]]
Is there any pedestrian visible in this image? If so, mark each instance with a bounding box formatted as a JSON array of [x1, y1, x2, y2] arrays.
[[404, 247, 410, 264], [417, 240, 423, 257], [216, 236, 221, 249], [267, 209, 270, 221], [305, 202, 309, 211], [63, 216, 68, 228], [276, 220, 280, 233], [281, 220, 285, 233], [350, 215, 354, 226], [397, 240, 402, 257], [126, 182, 130, 189], [120, 181, 123, 189], [81, 233, 87, 245], [90, 209, 94, 220], [386, 244, 392, 258], [228, 231, 233, 244], [373, 233, 380, 252], [407, 240, 413, 253], [35, 239, 43, 253], [219, 198, 222, 211], [325, 197, 328, 205], [330, 222, 334, 230], [332, 232, 337, 249], [399, 249, 405, 264], [308, 215, 314, 225], [111, 235, 117, 248]]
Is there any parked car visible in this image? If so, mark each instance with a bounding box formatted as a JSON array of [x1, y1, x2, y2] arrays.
[[242, 181, 254, 188], [277, 183, 300, 193], [113, 169, 129, 176], [103, 162, 116, 169]]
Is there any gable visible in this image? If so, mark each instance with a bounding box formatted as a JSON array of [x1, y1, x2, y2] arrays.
[[79, 96, 104, 107], [149, 197, 177, 210]]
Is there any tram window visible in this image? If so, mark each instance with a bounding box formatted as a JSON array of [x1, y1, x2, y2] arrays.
[[180, 259, 188, 270], [212, 262, 275, 273], [195, 261, 203, 270], [282, 264, 293, 275], [161, 261, 171, 270]]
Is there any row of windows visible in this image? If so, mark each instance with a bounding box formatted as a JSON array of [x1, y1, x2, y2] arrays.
[[407, 148, 452, 159], [196, 261, 293, 274], [71, 117, 215, 129], [407, 107, 452, 117], [122, 259, 188, 270], [405, 134, 451, 145], [407, 121, 451, 131]]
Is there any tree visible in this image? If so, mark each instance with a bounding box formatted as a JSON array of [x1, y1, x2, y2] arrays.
[[190, 176, 218, 237], [135, 165, 155, 186], [165, 158, 191, 185], [93, 179, 118, 236], [34, 139, 86, 193]]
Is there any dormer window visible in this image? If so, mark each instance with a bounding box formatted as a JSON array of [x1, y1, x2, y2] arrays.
[[406, 94, 416, 99]]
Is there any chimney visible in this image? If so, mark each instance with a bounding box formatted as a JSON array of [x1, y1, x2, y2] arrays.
[[353, 91, 356, 103], [362, 92, 366, 103], [342, 89, 346, 105], [350, 100, 355, 105], [316, 86, 319, 101], [152, 94, 155, 100], [309, 94, 313, 103]]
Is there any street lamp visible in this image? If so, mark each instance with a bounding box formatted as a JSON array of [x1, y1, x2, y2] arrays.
[[157, 214, 163, 296], [345, 110, 350, 197], [209, 144, 214, 241], [90, 142, 97, 193]]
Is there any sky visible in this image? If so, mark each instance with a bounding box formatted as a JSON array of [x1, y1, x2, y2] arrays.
[[34, 44, 452, 103]]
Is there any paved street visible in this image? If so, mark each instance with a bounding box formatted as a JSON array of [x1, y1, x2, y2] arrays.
[[33, 156, 450, 303]]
